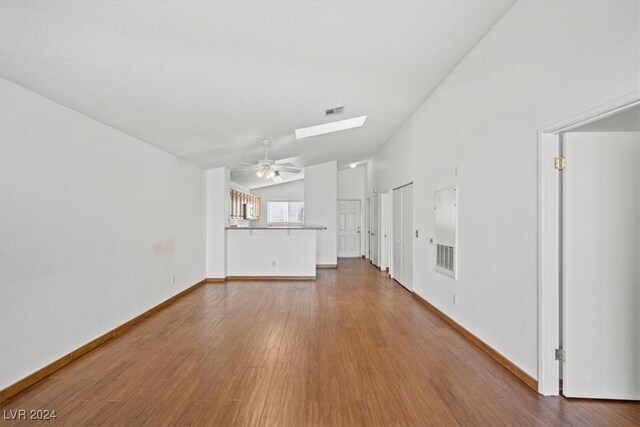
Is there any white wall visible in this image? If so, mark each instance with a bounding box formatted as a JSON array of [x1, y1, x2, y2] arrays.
[[338, 166, 366, 256], [206, 167, 230, 279], [251, 179, 305, 227], [0, 78, 206, 389], [304, 161, 337, 266], [337, 167, 365, 200], [367, 0, 639, 379]]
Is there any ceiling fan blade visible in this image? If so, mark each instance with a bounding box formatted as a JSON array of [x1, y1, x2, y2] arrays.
[[239, 162, 261, 168], [276, 167, 302, 173], [274, 162, 297, 168]]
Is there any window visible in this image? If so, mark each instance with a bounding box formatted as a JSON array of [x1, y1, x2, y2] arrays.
[[267, 201, 304, 225]]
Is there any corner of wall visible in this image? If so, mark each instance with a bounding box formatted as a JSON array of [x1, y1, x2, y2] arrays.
[[206, 166, 230, 278]]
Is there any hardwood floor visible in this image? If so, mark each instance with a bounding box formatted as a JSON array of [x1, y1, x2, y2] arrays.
[[1, 259, 638, 426]]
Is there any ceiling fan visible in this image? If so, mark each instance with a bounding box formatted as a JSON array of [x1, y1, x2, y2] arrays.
[[235, 138, 301, 183]]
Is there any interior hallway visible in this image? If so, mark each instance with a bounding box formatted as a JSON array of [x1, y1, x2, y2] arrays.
[[1, 259, 638, 426]]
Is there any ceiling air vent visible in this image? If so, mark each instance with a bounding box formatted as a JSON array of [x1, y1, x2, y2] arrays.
[[325, 106, 345, 116]]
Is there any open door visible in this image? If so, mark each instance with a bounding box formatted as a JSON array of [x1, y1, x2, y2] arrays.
[[401, 184, 413, 290], [392, 188, 402, 282], [370, 195, 379, 266], [562, 131, 639, 400]]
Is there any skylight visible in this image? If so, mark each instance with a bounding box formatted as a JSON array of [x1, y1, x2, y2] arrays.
[[295, 116, 367, 140]]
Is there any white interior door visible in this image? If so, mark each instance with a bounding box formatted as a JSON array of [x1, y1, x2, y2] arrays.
[[371, 196, 379, 266], [380, 193, 390, 270], [392, 188, 402, 282], [337, 200, 361, 258], [365, 198, 370, 259], [401, 185, 413, 290], [563, 131, 640, 400]]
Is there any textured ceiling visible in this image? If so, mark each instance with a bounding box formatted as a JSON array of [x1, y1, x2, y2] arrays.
[[0, 1, 513, 188]]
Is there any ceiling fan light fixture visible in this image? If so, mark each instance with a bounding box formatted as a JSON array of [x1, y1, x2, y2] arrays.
[[234, 138, 300, 182], [350, 162, 357, 168]]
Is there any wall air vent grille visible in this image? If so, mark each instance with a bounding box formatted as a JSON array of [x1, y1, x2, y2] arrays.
[[436, 244, 455, 272], [325, 106, 345, 116]]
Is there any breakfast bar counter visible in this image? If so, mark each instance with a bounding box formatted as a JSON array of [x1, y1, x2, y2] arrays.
[[225, 226, 326, 279]]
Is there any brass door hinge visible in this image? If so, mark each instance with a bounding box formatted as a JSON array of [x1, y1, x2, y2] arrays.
[[554, 157, 566, 170], [555, 348, 566, 361]]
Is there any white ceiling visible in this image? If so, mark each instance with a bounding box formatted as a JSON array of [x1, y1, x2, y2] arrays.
[[0, 1, 513, 188]]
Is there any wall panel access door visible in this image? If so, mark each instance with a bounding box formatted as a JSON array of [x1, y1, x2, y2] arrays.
[[337, 200, 361, 258], [562, 131, 639, 400]]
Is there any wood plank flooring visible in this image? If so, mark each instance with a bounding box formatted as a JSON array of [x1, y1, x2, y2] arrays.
[[1, 259, 638, 426]]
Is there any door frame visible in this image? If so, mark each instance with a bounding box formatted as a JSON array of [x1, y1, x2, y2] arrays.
[[537, 91, 639, 396], [337, 199, 362, 258]]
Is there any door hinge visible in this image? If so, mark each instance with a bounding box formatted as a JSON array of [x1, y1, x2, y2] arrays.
[[554, 157, 566, 170], [555, 348, 566, 361]]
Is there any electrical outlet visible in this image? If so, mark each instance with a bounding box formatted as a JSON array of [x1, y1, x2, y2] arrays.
[[272, 260, 276, 267], [453, 295, 457, 305], [172, 275, 176, 284]]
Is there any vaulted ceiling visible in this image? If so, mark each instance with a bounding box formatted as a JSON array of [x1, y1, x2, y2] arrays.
[[1, 1, 513, 188]]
